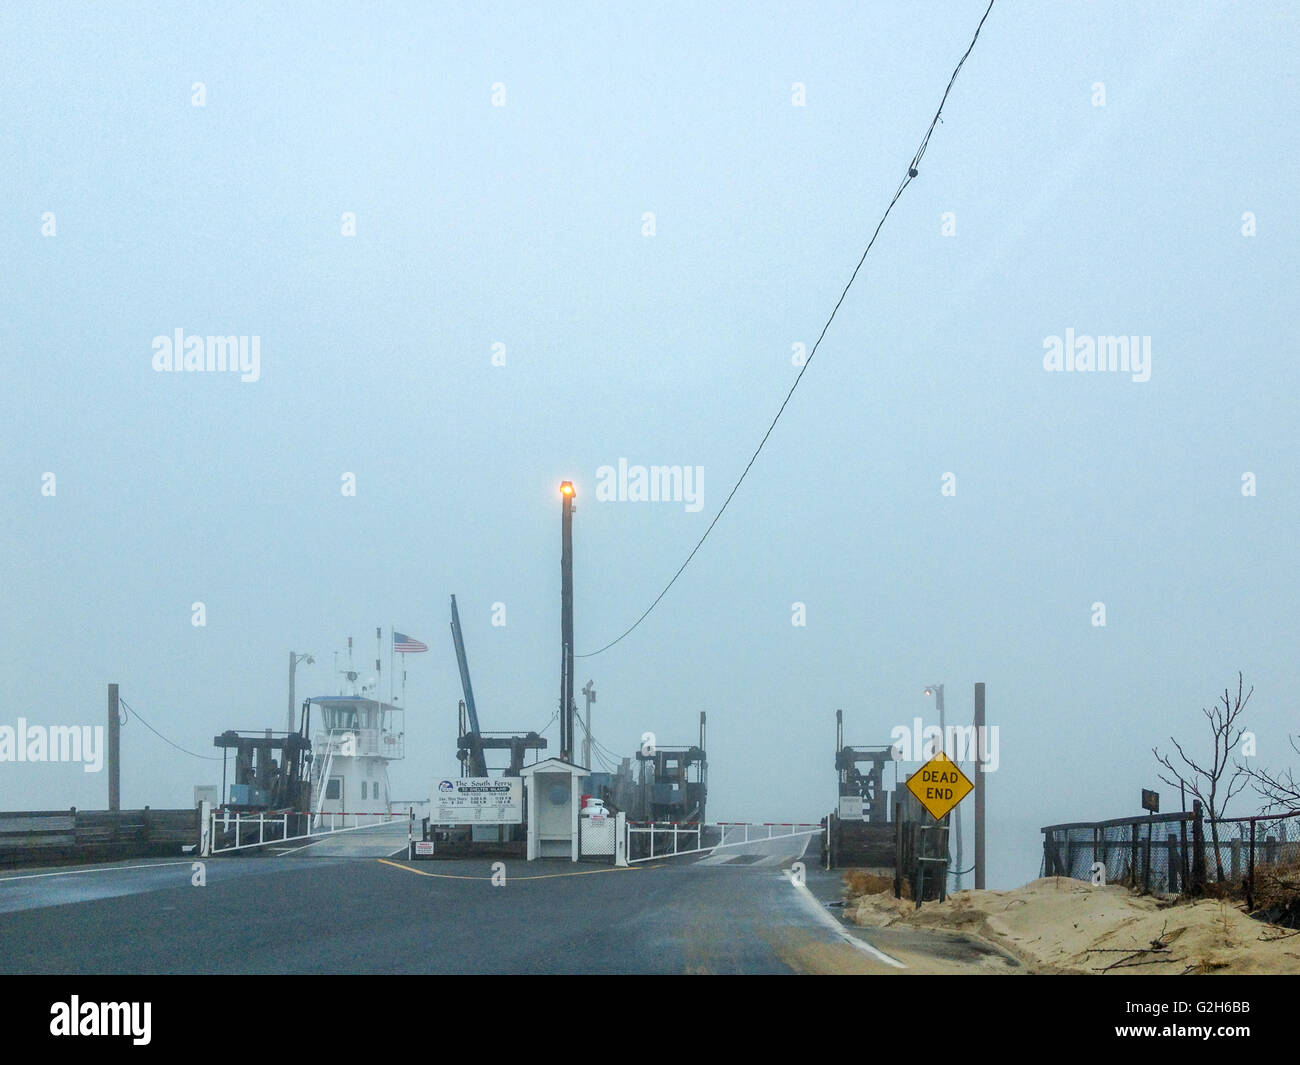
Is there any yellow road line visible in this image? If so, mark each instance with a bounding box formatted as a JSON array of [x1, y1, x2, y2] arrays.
[[376, 858, 649, 881]]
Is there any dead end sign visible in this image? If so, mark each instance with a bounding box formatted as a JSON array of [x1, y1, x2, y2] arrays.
[[905, 751, 973, 820]]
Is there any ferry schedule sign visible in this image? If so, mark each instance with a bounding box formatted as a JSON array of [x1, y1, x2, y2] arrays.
[[434, 777, 523, 824], [904, 751, 973, 820]]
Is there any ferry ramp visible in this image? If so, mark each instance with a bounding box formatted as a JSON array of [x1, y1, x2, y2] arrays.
[[274, 821, 411, 858]]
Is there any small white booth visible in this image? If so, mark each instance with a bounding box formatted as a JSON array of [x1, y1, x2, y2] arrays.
[[520, 758, 586, 861]]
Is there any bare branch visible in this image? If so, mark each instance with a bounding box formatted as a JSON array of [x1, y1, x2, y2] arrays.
[[1154, 673, 1260, 832]]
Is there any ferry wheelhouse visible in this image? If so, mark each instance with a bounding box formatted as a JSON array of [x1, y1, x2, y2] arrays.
[[307, 685, 405, 829]]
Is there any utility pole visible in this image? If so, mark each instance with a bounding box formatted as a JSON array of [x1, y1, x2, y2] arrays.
[[974, 681, 986, 890], [288, 652, 313, 733], [107, 683, 120, 811], [581, 680, 596, 769], [559, 481, 576, 762]]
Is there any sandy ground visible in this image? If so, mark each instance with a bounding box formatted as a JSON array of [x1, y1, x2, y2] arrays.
[[848, 876, 1300, 974]]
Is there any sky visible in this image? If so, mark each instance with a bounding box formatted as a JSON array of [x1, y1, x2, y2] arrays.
[[1, 1, 1297, 888]]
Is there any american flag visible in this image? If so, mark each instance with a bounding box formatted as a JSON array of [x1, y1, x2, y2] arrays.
[[393, 631, 428, 653]]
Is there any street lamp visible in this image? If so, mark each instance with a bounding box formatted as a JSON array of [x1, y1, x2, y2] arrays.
[[924, 682, 962, 890], [289, 652, 314, 733], [923, 684, 945, 741]]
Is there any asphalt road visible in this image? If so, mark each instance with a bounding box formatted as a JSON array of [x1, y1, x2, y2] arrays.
[[0, 832, 1016, 974]]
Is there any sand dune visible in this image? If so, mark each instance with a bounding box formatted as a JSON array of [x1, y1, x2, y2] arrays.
[[849, 876, 1300, 975]]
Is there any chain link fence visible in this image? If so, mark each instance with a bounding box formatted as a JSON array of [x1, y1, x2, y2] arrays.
[[1042, 808, 1300, 901], [1042, 812, 1195, 893]]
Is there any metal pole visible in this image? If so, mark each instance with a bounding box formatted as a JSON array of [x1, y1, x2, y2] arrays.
[[288, 652, 296, 734], [560, 483, 575, 762], [107, 683, 120, 811], [1190, 800, 1206, 893], [936, 684, 957, 887], [944, 684, 964, 889], [1247, 818, 1256, 911], [1180, 781, 1189, 893], [974, 681, 985, 890], [835, 708, 843, 802]]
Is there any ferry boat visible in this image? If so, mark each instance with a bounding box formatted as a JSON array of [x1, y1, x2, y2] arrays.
[[307, 648, 406, 829]]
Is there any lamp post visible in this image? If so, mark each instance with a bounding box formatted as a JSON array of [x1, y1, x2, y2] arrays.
[[923, 684, 945, 739], [924, 683, 961, 890], [289, 652, 314, 733], [559, 481, 576, 763]]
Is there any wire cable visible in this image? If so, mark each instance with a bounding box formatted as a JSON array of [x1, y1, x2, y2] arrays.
[[594, 737, 624, 762], [574, 716, 619, 773], [118, 698, 224, 761], [573, 715, 618, 772], [578, 0, 996, 658]]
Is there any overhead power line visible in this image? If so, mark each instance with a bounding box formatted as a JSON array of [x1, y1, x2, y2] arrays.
[[578, 0, 997, 658], [119, 698, 224, 761]]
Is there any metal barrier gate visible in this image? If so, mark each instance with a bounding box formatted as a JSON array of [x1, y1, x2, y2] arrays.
[[625, 821, 822, 864], [203, 805, 424, 856]]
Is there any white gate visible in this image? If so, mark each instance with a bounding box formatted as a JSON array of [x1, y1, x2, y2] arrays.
[[204, 806, 424, 855], [624, 822, 822, 864]]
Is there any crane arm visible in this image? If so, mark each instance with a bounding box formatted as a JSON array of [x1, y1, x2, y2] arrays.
[[449, 594, 488, 776]]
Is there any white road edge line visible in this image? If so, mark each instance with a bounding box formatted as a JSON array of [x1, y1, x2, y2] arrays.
[[790, 877, 906, 969], [274, 839, 327, 855], [0, 860, 195, 883]]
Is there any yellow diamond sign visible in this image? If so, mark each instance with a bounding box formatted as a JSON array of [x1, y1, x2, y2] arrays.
[[905, 751, 973, 820]]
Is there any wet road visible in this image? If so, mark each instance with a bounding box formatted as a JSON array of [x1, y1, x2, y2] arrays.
[[0, 832, 1013, 974]]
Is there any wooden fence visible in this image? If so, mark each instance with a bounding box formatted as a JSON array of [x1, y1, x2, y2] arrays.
[[0, 807, 199, 867]]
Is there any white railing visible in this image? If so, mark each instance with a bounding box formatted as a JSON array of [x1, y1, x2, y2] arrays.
[[206, 807, 414, 855], [624, 821, 822, 864], [313, 727, 405, 760], [311, 740, 337, 827], [627, 822, 706, 862]]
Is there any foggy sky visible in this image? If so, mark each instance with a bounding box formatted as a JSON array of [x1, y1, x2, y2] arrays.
[[2, 1, 1297, 887]]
